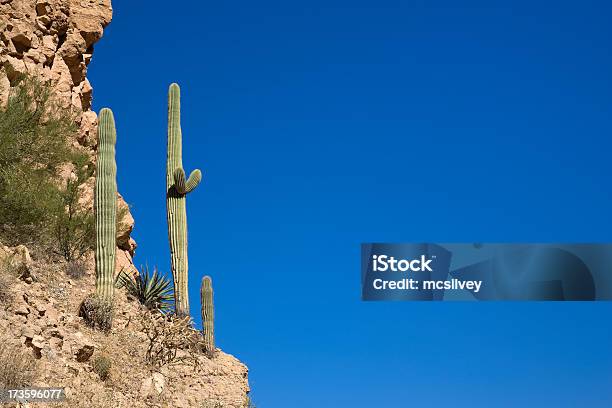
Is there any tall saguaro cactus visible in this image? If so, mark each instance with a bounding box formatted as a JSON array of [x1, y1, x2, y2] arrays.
[[166, 83, 202, 316], [201, 276, 215, 351], [95, 108, 118, 301]]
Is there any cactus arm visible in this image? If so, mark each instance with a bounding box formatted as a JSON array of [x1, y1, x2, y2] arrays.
[[184, 169, 202, 193], [173, 168, 202, 195], [95, 108, 118, 302]]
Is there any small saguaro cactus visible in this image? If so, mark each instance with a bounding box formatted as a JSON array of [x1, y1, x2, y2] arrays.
[[95, 108, 118, 301], [201, 275, 215, 352], [166, 83, 202, 317]]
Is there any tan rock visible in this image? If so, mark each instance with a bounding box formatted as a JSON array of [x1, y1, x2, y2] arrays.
[[44, 305, 60, 325], [11, 31, 32, 49], [79, 110, 98, 146], [116, 249, 137, 276], [31, 334, 46, 349], [79, 77, 92, 110], [49, 54, 72, 107], [21, 325, 38, 339], [14, 302, 30, 316], [69, 332, 95, 362], [0, 71, 10, 106], [36, 0, 51, 16], [117, 193, 135, 253], [153, 372, 165, 394], [3, 55, 27, 82], [41, 34, 57, 61]]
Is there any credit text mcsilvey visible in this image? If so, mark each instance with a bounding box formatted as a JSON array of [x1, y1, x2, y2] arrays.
[[371, 255, 482, 293]]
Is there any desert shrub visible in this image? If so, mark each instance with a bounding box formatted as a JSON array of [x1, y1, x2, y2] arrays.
[[0, 76, 77, 246], [92, 354, 112, 381], [140, 311, 204, 368], [79, 294, 114, 332], [117, 265, 173, 311], [53, 153, 95, 262], [0, 340, 37, 388], [66, 259, 88, 279]]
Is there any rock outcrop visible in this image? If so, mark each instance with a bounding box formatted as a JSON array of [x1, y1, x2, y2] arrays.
[[0, 0, 136, 271], [1, 0, 112, 144]]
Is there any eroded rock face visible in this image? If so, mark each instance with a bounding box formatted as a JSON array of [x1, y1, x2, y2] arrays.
[[0, 0, 136, 266], [1, 0, 112, 121]]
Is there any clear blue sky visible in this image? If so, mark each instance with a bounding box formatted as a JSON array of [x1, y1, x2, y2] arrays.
[[89, 1, 612, 406]]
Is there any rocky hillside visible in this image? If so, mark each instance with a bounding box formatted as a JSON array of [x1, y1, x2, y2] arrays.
[[0, 243, 250, 408], [0, 1, 251, 407]]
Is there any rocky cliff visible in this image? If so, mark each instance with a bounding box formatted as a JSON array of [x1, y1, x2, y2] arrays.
[[0, 1, 251, 406], [0, 0, 135, 272]]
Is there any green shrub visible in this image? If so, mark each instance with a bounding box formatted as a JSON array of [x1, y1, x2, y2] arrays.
[[117, 266, 174, 311], [53, 153, 95, 261], [92, 354, 112, 381], [0, 76, 77, 246]]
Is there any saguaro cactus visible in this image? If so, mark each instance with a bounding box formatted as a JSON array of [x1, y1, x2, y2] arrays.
[[201, 276, 215, 351], [95, 108, 118, 301], [166, 83, 202, 316]]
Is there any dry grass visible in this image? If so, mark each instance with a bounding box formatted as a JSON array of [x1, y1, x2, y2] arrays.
[[0, 338, 37, 388], [140, 311, 205, 368]]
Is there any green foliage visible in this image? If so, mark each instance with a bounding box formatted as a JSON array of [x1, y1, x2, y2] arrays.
[[79, 294, 114, 332], [94, 108, 117, 302], [117, 266, 174, 311], [92, 354, 112, 381], [166, 83, 202, 317], [0, 76, 77, 246], [54, 152, 95, 261]]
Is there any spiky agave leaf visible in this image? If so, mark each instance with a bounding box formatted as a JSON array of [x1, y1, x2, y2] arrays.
[[117, 265, 174, 311]]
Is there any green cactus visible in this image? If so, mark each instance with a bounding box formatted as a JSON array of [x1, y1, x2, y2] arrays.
[[166, 83, 202, 316], [95, 108, 118, 301], [201, 275, 215, 351]]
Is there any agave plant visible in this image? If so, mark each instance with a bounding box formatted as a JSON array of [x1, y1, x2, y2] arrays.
[[116, 265, 174, 312]]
